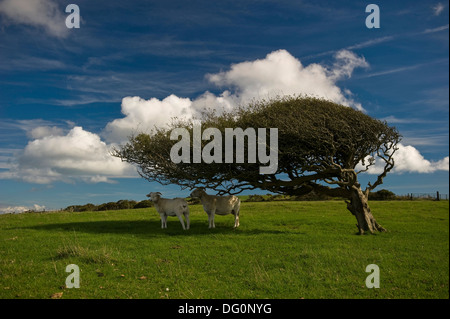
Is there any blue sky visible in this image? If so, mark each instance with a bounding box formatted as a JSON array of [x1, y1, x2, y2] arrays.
[[0, 0, 448, 212]]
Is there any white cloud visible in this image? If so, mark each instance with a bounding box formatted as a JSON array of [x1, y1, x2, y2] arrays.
[[433, 156, 449, 171], [0, 204, 45, 214], [208, 49, 368, 110], [104, 49, 369, 144], [103, 95, 193, 143], [345, 36, 395, 50], [329, 50, 369, 80], [358, 144, 449, 175], [27, 126, 65, 139], [0, 0, 68, 38], [393, 144, 438, 173], [0, 56, 67, 71], [2, 126, 136, 184], [0, 148, 17, 169], [102, 50, 447, 179], [422, 24, 449, 34], [9, 49, 371, 183], [1, 49, 446, 185], [432, 3, 445, 16]]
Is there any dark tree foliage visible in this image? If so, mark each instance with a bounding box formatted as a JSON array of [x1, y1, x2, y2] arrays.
[[113, 96, 401, 234], [369, 189, 397, 200]]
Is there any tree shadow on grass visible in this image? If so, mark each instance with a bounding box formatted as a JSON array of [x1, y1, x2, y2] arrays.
[[23, 219, 300, 238]]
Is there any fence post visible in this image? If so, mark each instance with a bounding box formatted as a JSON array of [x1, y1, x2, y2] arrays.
[[436, 191, 440, 201]]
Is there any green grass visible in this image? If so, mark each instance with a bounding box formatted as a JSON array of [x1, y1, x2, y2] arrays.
[[0, 201, 448, 299]]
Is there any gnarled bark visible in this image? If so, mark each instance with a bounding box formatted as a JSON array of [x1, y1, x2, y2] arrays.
[[346, 187, 386, 234]]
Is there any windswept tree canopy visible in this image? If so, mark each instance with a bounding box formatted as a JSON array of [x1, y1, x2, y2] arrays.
[[114, 96, 402, 234], [113, 96, 400, 199]]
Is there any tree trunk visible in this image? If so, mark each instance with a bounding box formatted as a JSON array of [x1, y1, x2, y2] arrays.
[[346, 187, 386, 234]]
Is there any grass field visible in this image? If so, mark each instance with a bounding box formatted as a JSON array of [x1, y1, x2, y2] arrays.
[[0, 200, 448, 299]]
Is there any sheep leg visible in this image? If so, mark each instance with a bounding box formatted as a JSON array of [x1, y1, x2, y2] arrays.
[[233, 208, 240, 228], [209, 210, 216, 229], [163, 214, 168, 229], [206, 212, 211, 228], [177, 214, 186, 230], [206, 212, 212, 228], [160, 214, 165, 229], [184, 212, 190, 230]]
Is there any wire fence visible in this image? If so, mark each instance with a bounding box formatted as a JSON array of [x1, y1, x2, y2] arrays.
[[400, 192, 448, 201]]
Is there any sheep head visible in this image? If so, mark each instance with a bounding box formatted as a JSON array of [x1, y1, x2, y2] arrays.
[[190, 188, 205, 199], [147, 192, 162, 202]]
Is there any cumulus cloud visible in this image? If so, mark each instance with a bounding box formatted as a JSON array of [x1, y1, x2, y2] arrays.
[[434, 156, 449, 171], [2, 126, 136, 184], [0, 0, 68, 38], [1, 49, 447, 185], [103, 95, 193, 143], [208, 49, 367, 110], [0, 204, 45, 214], [104, 49, 369, 144], [357, 144, 449, 175], [27, 126, 65, 139]]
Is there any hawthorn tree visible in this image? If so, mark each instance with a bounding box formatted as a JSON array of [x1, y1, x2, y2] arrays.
[[113, 96, 401, 234]]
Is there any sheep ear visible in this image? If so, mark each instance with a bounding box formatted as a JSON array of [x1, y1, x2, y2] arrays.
[[156, 192, 162, 195]]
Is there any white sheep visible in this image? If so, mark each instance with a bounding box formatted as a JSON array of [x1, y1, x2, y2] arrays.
[[190, 188, 240, 228], [146, 192, 190, 230]]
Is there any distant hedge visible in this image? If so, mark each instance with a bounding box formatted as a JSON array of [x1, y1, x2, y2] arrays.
[[368, 189, 396, 200], [64, 199, 153, 212], [245, 192, 332, 202], [64, 188, 399, 212], [245, 189, 398, 202]]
